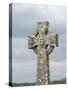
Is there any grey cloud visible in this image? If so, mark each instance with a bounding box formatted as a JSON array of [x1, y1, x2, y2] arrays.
[[13, 3, 48, 20], [11, 4, 66, 83], [12, 37, 66, 82], [50, 60, 66, 81], [12, 58, 66, 83], [12, 4, 66, 38], [12, 60, 37, 83]]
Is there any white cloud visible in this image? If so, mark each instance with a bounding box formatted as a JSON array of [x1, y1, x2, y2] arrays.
[[48, 6, 66, 24]]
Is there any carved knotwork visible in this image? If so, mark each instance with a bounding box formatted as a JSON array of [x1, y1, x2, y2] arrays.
[[28, 22, 58, 55]]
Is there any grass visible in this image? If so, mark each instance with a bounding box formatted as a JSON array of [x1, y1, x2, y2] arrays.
[[9, 78, 66, 87]]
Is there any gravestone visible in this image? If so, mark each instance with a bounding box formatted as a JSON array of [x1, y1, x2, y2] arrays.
[[28, 22, 58, 85]]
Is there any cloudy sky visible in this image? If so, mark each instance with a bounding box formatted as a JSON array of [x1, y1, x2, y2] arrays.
[[11, 4, 66, 83]]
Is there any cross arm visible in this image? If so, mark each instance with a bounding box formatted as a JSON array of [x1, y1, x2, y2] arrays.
[[47, 33, 58, 47], [46, 33, 58, 55], [28, 28, 39, 49], [28, 35, 38, 49]]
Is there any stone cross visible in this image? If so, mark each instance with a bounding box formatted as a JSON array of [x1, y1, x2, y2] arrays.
[[28, 22, 58, 85]]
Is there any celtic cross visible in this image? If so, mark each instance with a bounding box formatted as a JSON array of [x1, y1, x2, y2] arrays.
[[28, 22, 58, 85]]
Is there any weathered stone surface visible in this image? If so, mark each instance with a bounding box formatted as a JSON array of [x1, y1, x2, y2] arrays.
[[28, 21, 58, 85]]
